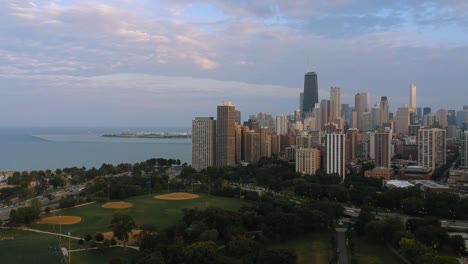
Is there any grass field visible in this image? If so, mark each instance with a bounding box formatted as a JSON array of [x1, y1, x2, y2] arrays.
[[267, 233, 333, 264], [352, 235, 405, 264], [32, 193, 250, 238], [71, 247, 137, 264], [0, 229, 63, 264]]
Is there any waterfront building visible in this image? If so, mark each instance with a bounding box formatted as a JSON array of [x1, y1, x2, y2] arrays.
[[216, 101, 236, 167], [192, 117, 216, 171]]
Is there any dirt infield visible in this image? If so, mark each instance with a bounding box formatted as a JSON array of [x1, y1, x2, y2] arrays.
[[103, 229, 142, 244], [36, 216, 82, 225], [154, 192, 200, 200], [101, 201, 134, 209]]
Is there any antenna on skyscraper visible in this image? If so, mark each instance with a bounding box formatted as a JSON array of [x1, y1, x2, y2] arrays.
[[307, 56, 310, 72]]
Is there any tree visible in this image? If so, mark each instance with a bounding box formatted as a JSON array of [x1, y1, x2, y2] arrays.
[[30, 198, 41, 216], [182, 241, 219, 264], [95, 233, 104, 242], [109, 213, 137, 241], [85, 234, 92, 242], [354, 209, 373, 236], [258, 248, 297, 264]]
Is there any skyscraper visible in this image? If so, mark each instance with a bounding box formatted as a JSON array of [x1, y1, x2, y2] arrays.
[[395, 105, 410, 135], [323, 132, 346, 180], [355, 93, 362, 130], [380, 96, 389, 125], [360, 92, 370, 113], [276, 114, 289, 135], [374, 129, 392, 168], [418, 128, 446, 170], [329, 87, 341, 122], [462, 131, 468, 168], [410, 84, 417, 110], [299, 92, 304, 113], [302, 72, 319, 115], [216, 101, 236, 167], [192, 117, 216, 171]]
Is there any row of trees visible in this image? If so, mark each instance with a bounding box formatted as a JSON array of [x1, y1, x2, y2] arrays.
[[353, 208, 466, 264]]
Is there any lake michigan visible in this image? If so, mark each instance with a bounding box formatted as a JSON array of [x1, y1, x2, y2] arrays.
[[0, 127, 192, 171]]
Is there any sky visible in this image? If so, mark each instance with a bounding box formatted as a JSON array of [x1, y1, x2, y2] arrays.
[[1, 0, 467, 127]]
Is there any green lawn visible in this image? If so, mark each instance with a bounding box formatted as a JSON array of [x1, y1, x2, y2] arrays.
[[71, 247, 137, 264], [0, 229, 63, 264], [32, 193, 250, 238], [352, 235, 405, 264], [268, 233, 333, 264]]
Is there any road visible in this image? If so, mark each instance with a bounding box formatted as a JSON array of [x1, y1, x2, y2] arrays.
[[336, 228, 349, 264], [0, 184, 86, 221]]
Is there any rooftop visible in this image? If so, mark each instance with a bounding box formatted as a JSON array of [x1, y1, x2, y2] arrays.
[[386, 180, 414, 188]]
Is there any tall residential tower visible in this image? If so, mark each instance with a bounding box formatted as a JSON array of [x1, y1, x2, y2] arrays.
[[216, 101, 236, 167], [192, 117, 216, 171]]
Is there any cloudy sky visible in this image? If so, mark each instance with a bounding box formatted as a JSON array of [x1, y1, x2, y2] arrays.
[[1, 0, 467, 127]]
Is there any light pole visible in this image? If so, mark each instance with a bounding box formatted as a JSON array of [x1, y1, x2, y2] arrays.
[[59, 215, 62, 242], [68, 232, 71, 264]]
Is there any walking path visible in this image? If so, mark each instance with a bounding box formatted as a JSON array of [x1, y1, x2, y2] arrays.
[[336, 228, 349, 264], [0, 227, 140, 251]]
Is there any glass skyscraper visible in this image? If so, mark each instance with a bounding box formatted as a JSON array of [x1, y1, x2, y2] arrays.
[[302, 72, 319, 116]]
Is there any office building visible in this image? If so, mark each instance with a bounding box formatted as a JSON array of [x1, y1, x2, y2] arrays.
[[320, 99, 330, 130], [302, 72, 319, 115], [410, 84, 416, 110], [395, 105, 410, 135], [296, 148, 321, 175], [423, 107, 431, 117], [235, 110, 241, 124], [371, 103, 381, 129], [380, 96, 389, 125], [355, 93, 362, 131], [216, 101, 236, 167], [192, 117, 216, 171], [260, 127, 272, 158], [330, 87, 341, 122], [296, 132, 312, 148], [436, 109, 448, 128], [418, 128, 446, 170], [276, 114, 289, 135], [300, 92, 304, 113], [346, 128, 360, 162], [323, 132, 346, 179]]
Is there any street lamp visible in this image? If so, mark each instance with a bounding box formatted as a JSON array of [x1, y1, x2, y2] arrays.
[[68, 232, 71, 264], [59, 215, 62, 242]]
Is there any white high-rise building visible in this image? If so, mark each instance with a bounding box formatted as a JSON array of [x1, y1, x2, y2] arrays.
[[276, 114, 289, 135], [395, 105, 410, 135], [410, 84, 417, 111], [418, 128, 446, 170], [371, 102, 381, 129], [323, 132, 346, 180], [192, 117, 216, 171]]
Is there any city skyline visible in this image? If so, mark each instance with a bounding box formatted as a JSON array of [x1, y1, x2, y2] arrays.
[[1, 1, 468, 126]]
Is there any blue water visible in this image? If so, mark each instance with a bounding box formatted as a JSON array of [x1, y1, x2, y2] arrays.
[[0, 127, 192, 171]]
